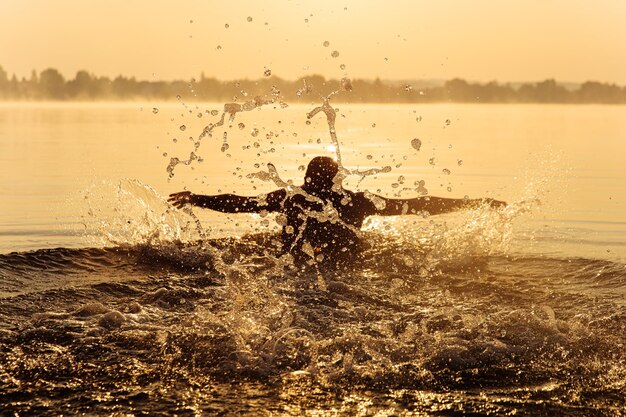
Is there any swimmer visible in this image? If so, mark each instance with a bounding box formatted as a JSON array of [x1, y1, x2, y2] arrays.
[[169, 156, 505, 265]]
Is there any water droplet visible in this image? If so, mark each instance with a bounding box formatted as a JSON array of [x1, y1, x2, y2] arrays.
[[216, 45, 222, 50], [251, 128, 259, 137], [457, 159, 463, 166], [176, 95, 181, 100], [398, 175, 405, 184], [340, 64, 346, 70], [411, 138, 421, 151], [247, 16, 253, 22], [152, 107, 159, 114], [323, 41, 330, 47], [447, 186, 452, 192], [391, 183, 399, 188], [331, 50, 340, 58], [371, 123, 376, 128], [404, 85, 413, 92], [172, 138, 177, 143], [162, 152, 167, 157], [179, 125, 186, 131], [225, 23, 229, 29], [238, 122, 245, 130], [442, 168, 451, 175], [429, 157, 435, 165], [211, 110, 219, 116], [221, 143, 229, 152], [366, 154, 373, 160], [197, 112, 203, 118], [264, 68, 272, 77], [304, 18, 309, 23], [305, 120, 311, 125], [298, 165, 305, 171], [445, 119, 451, 126], [341, 77, 353, 92]]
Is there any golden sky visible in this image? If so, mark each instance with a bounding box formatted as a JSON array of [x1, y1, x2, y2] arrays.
[[1, 0, 625, 83]]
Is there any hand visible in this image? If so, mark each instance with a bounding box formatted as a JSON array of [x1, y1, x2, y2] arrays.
[[482, 198, 507, 209], [168, 191, 194, 209]]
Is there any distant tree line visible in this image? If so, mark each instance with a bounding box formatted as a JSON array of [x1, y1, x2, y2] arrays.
[[1, 65, 625, 104]]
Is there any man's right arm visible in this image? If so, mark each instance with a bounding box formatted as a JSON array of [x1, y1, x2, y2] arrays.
[[168, 189, 286, 213]]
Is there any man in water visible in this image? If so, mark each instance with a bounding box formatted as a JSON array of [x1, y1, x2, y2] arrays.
[[168, 156, 505, 265]]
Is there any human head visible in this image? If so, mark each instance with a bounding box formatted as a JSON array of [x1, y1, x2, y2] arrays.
[[304, 156, 340, 191]]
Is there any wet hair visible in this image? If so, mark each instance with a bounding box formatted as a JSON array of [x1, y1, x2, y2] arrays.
[[304, 156, 339, 190]]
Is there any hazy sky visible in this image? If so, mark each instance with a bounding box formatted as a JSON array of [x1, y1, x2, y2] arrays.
[[1, 0, 625, 83]]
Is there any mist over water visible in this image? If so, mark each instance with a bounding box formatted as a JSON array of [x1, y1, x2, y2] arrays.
[[1, 99, 625, 415]]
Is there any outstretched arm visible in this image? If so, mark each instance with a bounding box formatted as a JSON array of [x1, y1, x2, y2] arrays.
[[168, 189, 286, 213], [365, 194, 506, 217]]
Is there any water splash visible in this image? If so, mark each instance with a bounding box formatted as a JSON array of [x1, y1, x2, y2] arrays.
[[166, 94, 281, 178]]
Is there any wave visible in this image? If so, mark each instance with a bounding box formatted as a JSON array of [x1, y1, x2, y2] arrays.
[[1, 233, 625, 415]]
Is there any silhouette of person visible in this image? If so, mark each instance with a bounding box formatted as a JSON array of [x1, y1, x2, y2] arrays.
[[168, 156, 505, 265]]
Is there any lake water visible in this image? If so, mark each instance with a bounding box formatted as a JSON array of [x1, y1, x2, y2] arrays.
[[1, 102, 624, 260], [1, 102, 625, 415]]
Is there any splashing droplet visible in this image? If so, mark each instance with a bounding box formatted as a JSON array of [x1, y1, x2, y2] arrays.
[[331, 50, 340, 58], [341, 77, 353, 92], [411, 138, 421, 151]]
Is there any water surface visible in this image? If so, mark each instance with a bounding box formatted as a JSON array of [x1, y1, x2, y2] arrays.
[[0, 102, 625, 415]]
